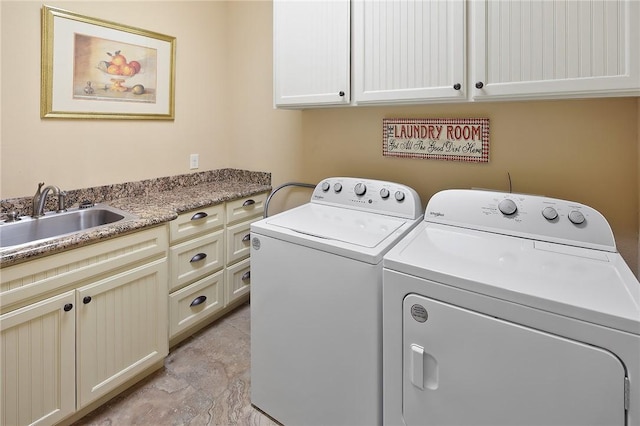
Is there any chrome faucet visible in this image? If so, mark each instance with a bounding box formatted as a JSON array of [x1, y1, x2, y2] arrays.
[[32, 182, 66, 217]]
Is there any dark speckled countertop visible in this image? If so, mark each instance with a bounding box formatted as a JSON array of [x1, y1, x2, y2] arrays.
[[0, 169, 271, 267]]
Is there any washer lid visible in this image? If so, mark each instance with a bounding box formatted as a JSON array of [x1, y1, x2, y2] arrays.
[[384, 223, 640, 335], [266, 203, 407, 248]]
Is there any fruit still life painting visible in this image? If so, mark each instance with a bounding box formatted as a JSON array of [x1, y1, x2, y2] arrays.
[[73, 33, 157, 103]]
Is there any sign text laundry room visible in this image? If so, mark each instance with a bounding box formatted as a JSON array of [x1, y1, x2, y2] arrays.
[[383, 118, 490, 163]]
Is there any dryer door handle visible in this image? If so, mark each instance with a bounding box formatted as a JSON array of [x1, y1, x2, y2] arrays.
[[410, 344, 439, 391], [411, 344, 425, 390]]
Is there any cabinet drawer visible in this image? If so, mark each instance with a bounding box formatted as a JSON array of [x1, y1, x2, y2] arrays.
[[170, 230, 224, 292], [169, 270, 224, 338], [226, 192, 267, 225], [170, 204, 225, 243], [226, 220, 254, 265], [225, 258, 251, 305]]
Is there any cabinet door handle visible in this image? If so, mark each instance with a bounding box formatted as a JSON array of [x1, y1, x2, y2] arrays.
[[242, 233, 251, 242], [63, 303, 73, 312], [190, 253, 207, 263], [339, 91, 345, 97], [190, 295, 207, 307], [475, 81, 484, 89], [453, 83, 461, 90], [190, 212, 208, 221], [241, 271, 251, 282], [83, 296, 92, 304], [242, 199, 256, 207]]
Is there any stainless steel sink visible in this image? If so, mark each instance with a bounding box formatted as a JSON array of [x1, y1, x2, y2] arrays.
[[0, 204, 138, 249]]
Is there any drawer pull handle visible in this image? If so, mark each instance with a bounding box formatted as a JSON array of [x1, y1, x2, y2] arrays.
[[63, 303, 73, 312], [241, 271, 251, 281], [242, 233, 251, 242], [242, 199, 255, 207], [190, 295, 207, 307], [83, 296, 92, 304], [191, 212, 208, 221], [190, 253, 207, 263]]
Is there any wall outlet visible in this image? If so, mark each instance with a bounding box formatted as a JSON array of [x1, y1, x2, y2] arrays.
[[190, 154, 199, 169]]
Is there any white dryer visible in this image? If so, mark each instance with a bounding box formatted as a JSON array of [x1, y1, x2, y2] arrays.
[[250, 177, 423, 426], [383, 189, 640, 426]]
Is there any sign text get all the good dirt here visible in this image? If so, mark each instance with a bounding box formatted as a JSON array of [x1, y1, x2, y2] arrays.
[[383, 118, 490, 163]]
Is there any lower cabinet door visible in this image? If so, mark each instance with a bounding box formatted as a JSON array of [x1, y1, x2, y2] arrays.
[[225, 258, 251, 305], [76, 258, 168, 409], [169, 269, 224, 338], [1, 291, 76, 426]]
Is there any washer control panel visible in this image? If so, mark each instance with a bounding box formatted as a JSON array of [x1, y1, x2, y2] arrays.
[[311, 177, 422, 220], [424, 189, 616, 251]]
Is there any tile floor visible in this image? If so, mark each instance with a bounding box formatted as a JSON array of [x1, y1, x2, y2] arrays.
[[74, 302, 279, 426]]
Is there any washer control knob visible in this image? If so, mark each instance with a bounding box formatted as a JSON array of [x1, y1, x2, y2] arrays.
[[498, 199, 517, 216], [380, 188, 390, 199], [334, 183, 342, 193], [568, 210, 585, 225], [395, 191, 405, 202], [354, 183, 367, 196], [321, 182, 330, 192], [542, 207, 558, 221]]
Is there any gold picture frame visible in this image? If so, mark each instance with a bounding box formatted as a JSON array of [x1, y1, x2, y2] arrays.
[[41, 5, 176, 120]]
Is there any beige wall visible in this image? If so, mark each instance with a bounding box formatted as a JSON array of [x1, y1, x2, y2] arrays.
[[1, 1, 639, 274], [297, 100, 639, 273], [1, 1, 232, 198]]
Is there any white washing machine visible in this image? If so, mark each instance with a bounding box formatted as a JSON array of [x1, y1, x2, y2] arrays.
[[383, 189, 640, 426], [250, 177, 423, 426]]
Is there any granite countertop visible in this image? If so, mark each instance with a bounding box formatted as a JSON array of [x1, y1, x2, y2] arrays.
[[0, 169, 271, 268]]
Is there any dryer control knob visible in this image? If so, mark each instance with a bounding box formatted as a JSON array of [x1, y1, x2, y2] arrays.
[[354, 183, 367, 196], [498, 199, 517, 216], [321, 182, 330, 192], [542, 207, 558, 221], [395, 191, 405, 202], [380, 188, 390, 199], [568, 210, 585, 225], [334, 183, 342, 193]]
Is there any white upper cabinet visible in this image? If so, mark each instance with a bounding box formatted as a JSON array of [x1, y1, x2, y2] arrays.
[[471, 0, 640, 100], [273, 0, 350, 107], [274, 0, 639, 108], [353, 0, 466, 103]]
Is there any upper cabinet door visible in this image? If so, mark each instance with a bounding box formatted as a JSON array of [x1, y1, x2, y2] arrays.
[[471, 0, 640, 100], [273, 0, 350, 107], [353, 0, 466, 104]]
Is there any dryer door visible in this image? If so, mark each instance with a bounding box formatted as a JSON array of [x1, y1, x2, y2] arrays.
[[403, 294, 626, 426]]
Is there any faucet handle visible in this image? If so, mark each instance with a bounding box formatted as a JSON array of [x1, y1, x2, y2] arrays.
[[35, 182, 45, 194], [57, 191, 67, 213]]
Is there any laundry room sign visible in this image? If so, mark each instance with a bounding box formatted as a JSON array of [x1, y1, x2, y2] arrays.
[[383, 118, 490, 163]]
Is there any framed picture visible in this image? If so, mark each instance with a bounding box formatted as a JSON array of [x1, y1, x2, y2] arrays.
[[41, 5, 176, 120]]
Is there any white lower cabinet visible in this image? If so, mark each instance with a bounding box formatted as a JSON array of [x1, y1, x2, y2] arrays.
[[0, 226, 168, 426], [168, 192, 267, 343], [76, 258, 168, 409], [1, 291, 76, 426]]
